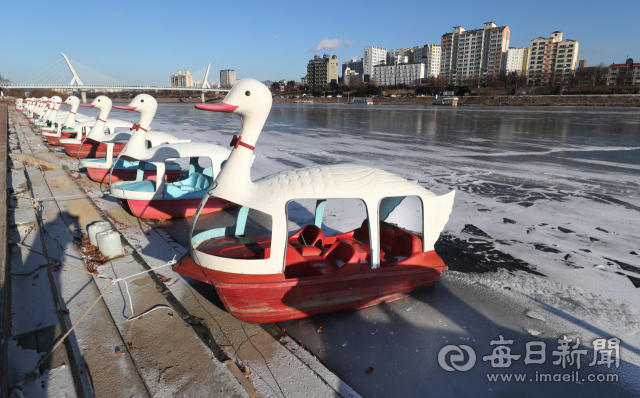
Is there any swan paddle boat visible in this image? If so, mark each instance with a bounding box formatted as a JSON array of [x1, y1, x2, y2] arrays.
[[107, 94, 233, 219], [41, 96, 98, 145], [173, 79, 455, 323], [27, 97, 48, 124], [58, 101, 132, 151], [60, 96, 136, 157], [74, 95, 188, 182]]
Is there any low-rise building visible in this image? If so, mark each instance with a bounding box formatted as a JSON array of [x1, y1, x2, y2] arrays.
[[606, 58, 640, 85], [342, 58, 364, 79], [372, 60, 425, 86], [343, 67, 361, 86]]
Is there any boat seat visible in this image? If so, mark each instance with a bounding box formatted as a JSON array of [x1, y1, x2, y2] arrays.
[[308, 242, 358, 276], [297, 224, 324, 249], [298, 245, 321, 257], [353, 219, 370, 243], [353, 219, 394, 253]]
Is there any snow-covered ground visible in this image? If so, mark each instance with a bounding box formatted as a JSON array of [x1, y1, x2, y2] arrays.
[[98, 102, 640, 396]]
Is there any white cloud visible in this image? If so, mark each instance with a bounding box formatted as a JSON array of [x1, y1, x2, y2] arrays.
[[591, 41, 611, 54], [274, 35, 279, 39], [298, 39, 305, 45], [344, 39, 355, 48], [307, 38, 352, 53]]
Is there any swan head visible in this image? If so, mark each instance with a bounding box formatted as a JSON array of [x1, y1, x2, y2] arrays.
[[80, 95, 112, 111], [194, 78, 272, 119], [61, 95, 80, 107], [113, 94, 157, 115]]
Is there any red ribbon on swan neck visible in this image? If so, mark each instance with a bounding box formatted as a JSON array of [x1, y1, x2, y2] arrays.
[[132, 123, 147, 132], [230, 135, 254, 151]]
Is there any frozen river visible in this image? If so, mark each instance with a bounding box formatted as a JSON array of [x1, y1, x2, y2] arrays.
[[105, 102, 640, 397]]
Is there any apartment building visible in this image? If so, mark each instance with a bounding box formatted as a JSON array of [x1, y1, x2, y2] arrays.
[[372, 60, 426, 86], [501, 47, 530, 75], [306, 54, 339, 86], [364, 46, 387, 82], [343, 67, 361, 86], [388, 48, 412, 63], [606, 58, 640, 85], [170, 70, 194, 87], [342, 58, 364, 79], [527, 31, 579, 85], [220, 70, 237, 87], [440, 22, 510, 82], [416, 44, 441, 78]]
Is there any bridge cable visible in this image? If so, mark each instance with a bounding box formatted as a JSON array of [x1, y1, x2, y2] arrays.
[[50, 67, 72, 84], [25, 59, 65, 84], [38, 62, 69, 85]]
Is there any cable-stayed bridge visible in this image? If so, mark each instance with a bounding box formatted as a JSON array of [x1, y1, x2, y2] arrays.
[[1, 53, 229, 102]]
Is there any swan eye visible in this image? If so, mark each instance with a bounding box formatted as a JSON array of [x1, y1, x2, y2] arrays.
[[141, 99, 145, 103], [245, 91, 251, 96]]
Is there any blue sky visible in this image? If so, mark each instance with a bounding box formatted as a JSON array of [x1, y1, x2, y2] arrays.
[[1, 0, 638, 85]]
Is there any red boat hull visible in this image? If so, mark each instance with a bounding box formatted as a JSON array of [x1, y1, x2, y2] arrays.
[[124, 197, 234, 219], [173, 221, 447, 323], [175, 252, 444, 323], [63, 139, 125, 158], [86, 167, 181, 183], [45, 133, 85, 146]]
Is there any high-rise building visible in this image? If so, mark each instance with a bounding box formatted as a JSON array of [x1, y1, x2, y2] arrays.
[[342, 58, 364, 79], [220, 70, 237, 87], [306, 54, 339, 86], [527, 31, 579, 86], [416, 44, 441, 78], [440, 22, 510, 82], [170, 70, 194, 87], [387, 48, 412, 64], [501, 47, 530, 75], [363, 46, 387, 82]]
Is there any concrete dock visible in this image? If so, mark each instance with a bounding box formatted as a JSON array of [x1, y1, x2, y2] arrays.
[[1, 103, 360, 398]]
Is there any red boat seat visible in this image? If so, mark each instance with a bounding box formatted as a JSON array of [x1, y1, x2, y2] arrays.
[[353, 219, 370, 243], [298, 246, 321, 257], [296, 224, 324, 249], [307, 242, 359, 276]]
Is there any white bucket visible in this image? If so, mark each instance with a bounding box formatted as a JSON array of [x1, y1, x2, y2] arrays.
[[96, 230, 124, 259], [88, 221, 111, 246]]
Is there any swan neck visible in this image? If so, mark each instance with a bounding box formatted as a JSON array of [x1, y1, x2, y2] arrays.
[[138, 109, 155, 131]]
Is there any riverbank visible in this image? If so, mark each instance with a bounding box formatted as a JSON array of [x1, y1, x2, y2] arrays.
[[268, 94, 640, 107]]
